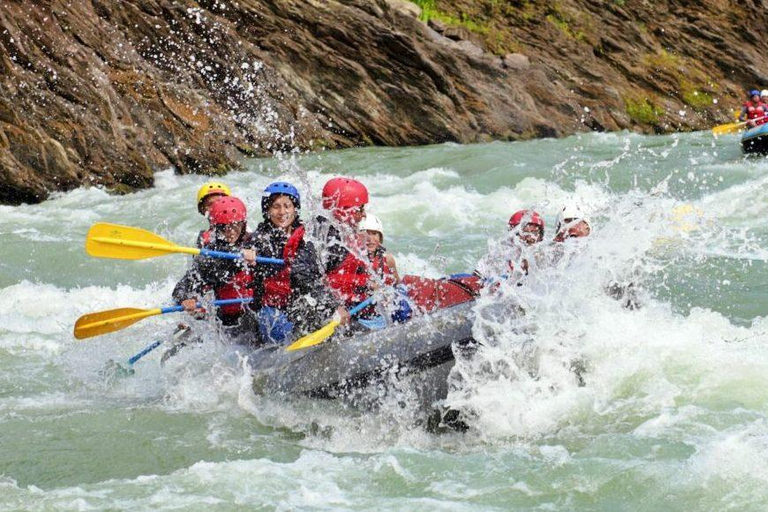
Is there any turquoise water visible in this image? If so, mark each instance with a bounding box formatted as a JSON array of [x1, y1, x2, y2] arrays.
[[2, 131, 768, 510]]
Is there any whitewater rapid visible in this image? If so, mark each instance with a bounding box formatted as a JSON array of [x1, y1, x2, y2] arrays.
[[2, 131, 768, 509]]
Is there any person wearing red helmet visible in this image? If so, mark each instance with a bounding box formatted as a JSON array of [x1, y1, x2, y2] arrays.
[[321, 177, 369, 227], [475, 209, 546, 281], [509, 210, 545, 247], [290, 177, 376, 330], [172, 197, 257, 338]]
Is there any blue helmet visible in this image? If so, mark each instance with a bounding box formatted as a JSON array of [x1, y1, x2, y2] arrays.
[[750, 89, 761, 97], [261, 181, 300, 217]]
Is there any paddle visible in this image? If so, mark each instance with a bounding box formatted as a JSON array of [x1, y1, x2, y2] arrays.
[[74, 298, 253, 340], [99, 324, 192, 380], [286, 297, 375, 352], [127, 340, 164, 365], [85, 223, 283, 264], [712, 114, 768, 136]]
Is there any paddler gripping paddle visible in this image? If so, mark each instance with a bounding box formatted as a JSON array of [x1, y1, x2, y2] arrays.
[[74, 298, 253, 340], [286, 297, 375, 352], [712, 114, 768, 136], [85, 222, 283, 264]]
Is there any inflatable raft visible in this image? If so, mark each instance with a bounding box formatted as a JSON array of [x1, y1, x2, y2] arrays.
[[247, 275, 486, 407], [741, 123, 768, 154]]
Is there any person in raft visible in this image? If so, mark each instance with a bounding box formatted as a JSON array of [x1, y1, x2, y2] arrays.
[[739, 89, 767, 128], [195, 181, 232, 248], [357, 213, 412, 327], [474, 209, 546, 282], [304, 177, 373, 326], [359, 213, 400, 285], [172, 196, 257, 343], [242, 181, 344, 344], [553, 203, 592, 242]]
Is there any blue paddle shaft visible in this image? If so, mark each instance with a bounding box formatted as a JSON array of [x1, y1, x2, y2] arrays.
[[160, 298, 253, 315], [128, 340, 162, 365], [349, 297, 374, 317], [198, 248, 283, 265]]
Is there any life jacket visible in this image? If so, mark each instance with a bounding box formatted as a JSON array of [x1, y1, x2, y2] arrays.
[[370, 246, 397, 286], [214, 269, 253, 316], [745, 101, 766, 123], [326, 250, 370, 305], [262, 226, 306, 309]]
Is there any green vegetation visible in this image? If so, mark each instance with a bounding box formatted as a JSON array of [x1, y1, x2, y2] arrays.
[[409, 0, 517, 55], [545, 14, 585, 41], [412, 0, 486, 32], [641, 50, 716, 112], [544, 2, 588, 42], [625, 97, 664, 125], [682, 89, 714, 110]]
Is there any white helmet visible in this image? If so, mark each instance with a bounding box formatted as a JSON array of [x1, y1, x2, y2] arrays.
[[762, 90, 768, 97], [359, 213, 384, 239], [555, 203, 591, 234]]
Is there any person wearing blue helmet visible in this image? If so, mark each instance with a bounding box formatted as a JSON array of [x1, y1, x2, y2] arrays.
[[243, 181, 341, 345], [739, 89, 767, 127]]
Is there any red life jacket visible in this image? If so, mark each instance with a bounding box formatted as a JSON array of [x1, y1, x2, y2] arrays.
[[370, 247, 397, 286], [215, 269, 253, 316], [745, 101, 766, 122], [262, 226, 306, 309], [326, 251, 370, 305]]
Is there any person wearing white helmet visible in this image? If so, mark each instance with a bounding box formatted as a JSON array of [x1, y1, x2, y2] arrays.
[[359, 213, 399, 284], [554, 203, 592, 242]]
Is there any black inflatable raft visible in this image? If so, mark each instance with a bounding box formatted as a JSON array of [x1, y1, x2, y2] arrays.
[[741, 123, 768, 154], [247, 275, 484, 406]]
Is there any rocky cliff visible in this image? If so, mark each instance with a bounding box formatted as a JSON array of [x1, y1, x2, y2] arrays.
[[0, 0, 761, 204]]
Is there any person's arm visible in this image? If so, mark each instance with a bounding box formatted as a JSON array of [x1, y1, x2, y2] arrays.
[[385, 253, 400, 283], [290, 240, 347, 326], [739, 106, 748, 122], [172, 259, 207, 312]]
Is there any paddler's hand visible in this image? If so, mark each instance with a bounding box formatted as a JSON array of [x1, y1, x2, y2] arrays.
[[181, 299, 206, 318], [335, 306, 351, 326], [181, 299, 198, 312], [242, 249, 256, 264]]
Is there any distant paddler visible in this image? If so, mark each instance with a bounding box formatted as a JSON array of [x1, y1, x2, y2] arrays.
[[739, 89, 768, 128]]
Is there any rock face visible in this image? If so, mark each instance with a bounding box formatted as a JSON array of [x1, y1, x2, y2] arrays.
[[0, 0, 758, 204]]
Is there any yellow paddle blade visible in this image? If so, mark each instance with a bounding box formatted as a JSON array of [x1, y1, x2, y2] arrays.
[[74, 307, 163, 340], [285, 320, 341, 352], [712, 122, 744, 136], [86, 223, 198, 260]]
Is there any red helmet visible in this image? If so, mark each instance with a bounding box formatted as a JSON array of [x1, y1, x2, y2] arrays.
[[509, 210, 544, 231], [209, 196, 247, 225], [321, 177, 369, 210]]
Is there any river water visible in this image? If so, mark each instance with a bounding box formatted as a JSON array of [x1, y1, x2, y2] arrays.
[[1, 131, 768, 510]]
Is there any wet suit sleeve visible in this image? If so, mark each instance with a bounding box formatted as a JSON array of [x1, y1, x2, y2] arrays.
[[172, 256, 209, 303], [172, 254, 240, 303], [289, 240, 340, 330]]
